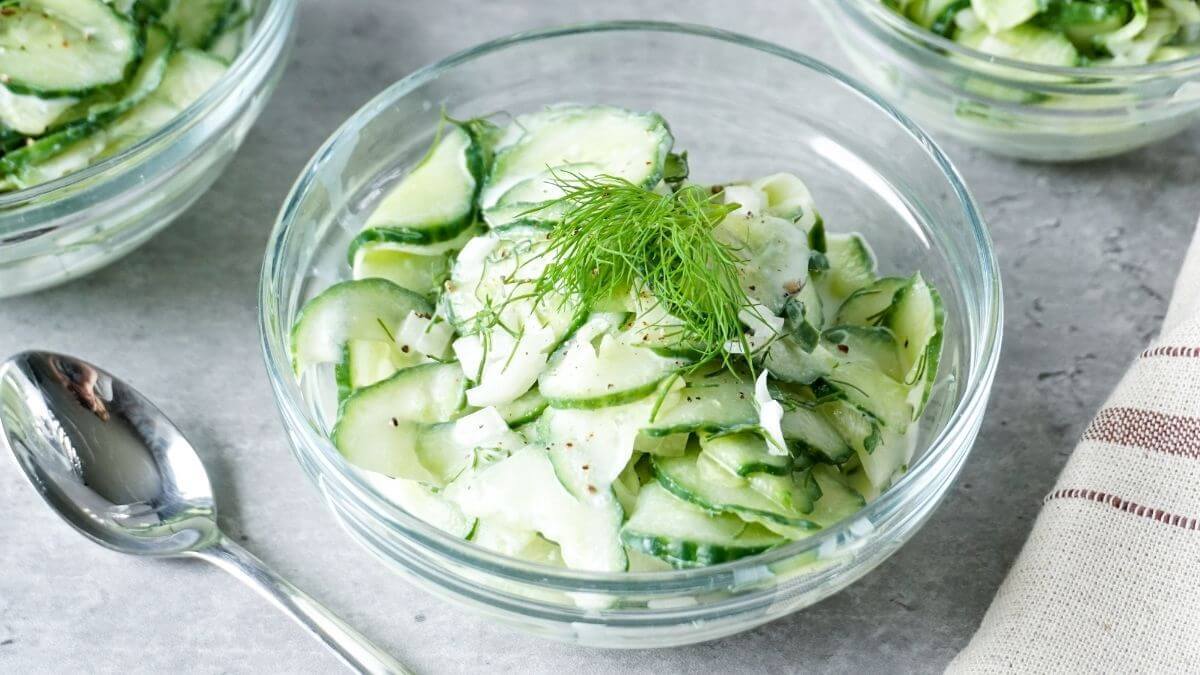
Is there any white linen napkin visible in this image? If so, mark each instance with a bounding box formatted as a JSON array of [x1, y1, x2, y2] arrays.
[[950, 220, 1200, 672]]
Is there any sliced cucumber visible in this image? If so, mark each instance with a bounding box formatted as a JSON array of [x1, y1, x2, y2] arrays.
[[751, 172, 820, 228], [822, 233, 877, 301], [481, 162, 600, 228], [290, 279, 433, 375], [643, 369, 758, 437], [905, 0, 970, 28], [103, 46, 227, 156], [620, 483, 784, 568], [160, 0, 234, 49], [479, 105, 672, 209], [0, 24, 173, 181], [956, 24, 1079, 66], [335, 339, 424, 399], [833, 276, 910, 327], [494, 387, 548, 427], [539, 314, 687, 409], [781, 402, 854, 465], [763, 338, 835, 386], [815, 360, 912, 431], [331, 363, 467, 482], [540, 393, 661, 502], [820, 399, 910, 490], [0, 0, 140, 97], [447, 446, 627, 572], [0, 123, 107, 186], [970, 0, 1040, 32], [714, 207, 810, 314], [700, 432, 792, 477], [1035, 0, 1133, 52], [351, 245, 450, 298], [360, 473, 476, 539], [416, 407, 524, 486], [0, 87, 77, 136], [653, 451, 820, 537], [822, 325, 903, 382], [808, 464, 866, 528], [882, 273, 944, 418], [354, 122, 487, 253]]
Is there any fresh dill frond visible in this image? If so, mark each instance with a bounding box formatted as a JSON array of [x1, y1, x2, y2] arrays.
[[524, 172, 754, 366]]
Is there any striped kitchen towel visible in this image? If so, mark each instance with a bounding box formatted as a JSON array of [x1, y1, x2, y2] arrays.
[[950, 225, 1200, 672]]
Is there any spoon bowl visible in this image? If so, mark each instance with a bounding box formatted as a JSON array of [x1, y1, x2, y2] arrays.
[[1, 351, 220, 556], [0, 351, 406, 674]]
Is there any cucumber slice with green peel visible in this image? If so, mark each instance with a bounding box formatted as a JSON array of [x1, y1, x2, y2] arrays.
[[822, 325, 904, 381], [540, 393, 663, 501], [0, 123, 107, 186], [481, 162, 602, 228], [151, 47, 228, 107], [970, 0, 1041, 32], [714, 208, 810, 314], [331, 363, 468, 483], [1035, 0, 1133, 52], [700, 432, 792, 477], [538, 314, 688, 409], [820, 399, 911, 490], [359, 473, 476, 539], [160, 0, 234, 48], [634, 430, 689, 456], [814, 360, 913, 431], [290, 278, 433, 375], [0, 0, 140, 97], [763, 338, 835, 386], [102, 45, 227, 156], [643, 370, 759, 437], [494, 387, 548, 427], [904, 0, 969, 27], [956, 24, 1079, 66], [447, 446, 628, 572], [833, 276, 910, 327], [0, 87, 77, 136], [653, 451, 820, 536], [781, 403, 855, 465], [357, 122, 487, 249], [620, 483, 784, 568], [0, 24, 174, 180], [882, 273, 944, 418], [808, 465, 867, 528], [334, 339, 420, 398], [821, 233, 877, 300], [415, 408, 524, 486], [479, 105, 673, 209], [750, 172, 820, 228], [351, 245, 450, 298]]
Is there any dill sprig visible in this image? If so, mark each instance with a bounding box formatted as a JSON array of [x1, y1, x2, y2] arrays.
[[524, 172, 754, 365]]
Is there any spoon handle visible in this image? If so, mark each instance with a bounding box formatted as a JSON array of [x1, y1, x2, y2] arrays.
[[195, 536, 410, 674]]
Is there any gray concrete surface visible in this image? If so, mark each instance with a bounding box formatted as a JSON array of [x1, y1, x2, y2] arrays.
[[1, 1, 1197, 673]]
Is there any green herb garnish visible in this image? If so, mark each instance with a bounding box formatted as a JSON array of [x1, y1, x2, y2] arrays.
[[524, 172, 755, 366]]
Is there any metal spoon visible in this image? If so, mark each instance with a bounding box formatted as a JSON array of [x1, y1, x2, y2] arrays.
[[0, 351, 409, 674]]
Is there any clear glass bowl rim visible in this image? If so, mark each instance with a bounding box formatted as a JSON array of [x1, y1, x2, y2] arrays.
[[842, 0, 1200, 79], [0, 0, 298, 218], [259, 20, 1003, 592]]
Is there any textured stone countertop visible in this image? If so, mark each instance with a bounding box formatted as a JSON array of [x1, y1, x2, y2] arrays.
[[1, 1, 1197, 672]]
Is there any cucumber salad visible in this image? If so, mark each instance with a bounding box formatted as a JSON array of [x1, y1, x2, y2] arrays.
[[0, 0, 251, 192], [291, 105, 945, 572], [888, 0, 1200, 65]]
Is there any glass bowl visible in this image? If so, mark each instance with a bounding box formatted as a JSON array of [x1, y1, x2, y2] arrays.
[[819, 1, 1200, 161], [259, 21, 1002, 648], [0, 0, 297, 298]]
